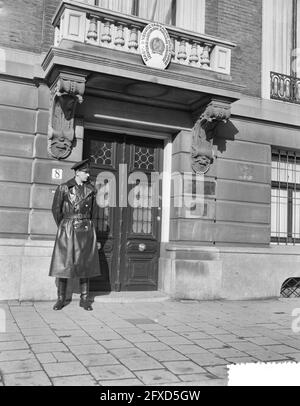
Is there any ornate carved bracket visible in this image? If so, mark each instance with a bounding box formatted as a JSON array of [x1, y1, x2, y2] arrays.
[[191, 99, 232, 174], [48, 73, 86, 160]]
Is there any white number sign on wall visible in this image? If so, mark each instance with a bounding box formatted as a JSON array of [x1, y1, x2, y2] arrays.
[[52, 169, 63, 180]]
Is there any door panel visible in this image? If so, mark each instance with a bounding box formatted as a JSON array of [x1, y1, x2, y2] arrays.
[[121, 136, 162, 290], [83, 130, 163, 291]]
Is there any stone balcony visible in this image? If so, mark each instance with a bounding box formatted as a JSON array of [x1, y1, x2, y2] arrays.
[[42, 0, 244, 133], [52, 0, 234, 75]]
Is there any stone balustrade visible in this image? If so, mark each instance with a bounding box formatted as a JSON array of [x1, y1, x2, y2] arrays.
[[53, 0, 235, 75]]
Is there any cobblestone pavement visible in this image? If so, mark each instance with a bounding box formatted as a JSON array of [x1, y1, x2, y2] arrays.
[[0, 297, 300, 386]]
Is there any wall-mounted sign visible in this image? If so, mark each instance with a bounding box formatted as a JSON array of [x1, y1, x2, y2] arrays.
[[52, 168, 63, 180], [140, 23, 172, 70]]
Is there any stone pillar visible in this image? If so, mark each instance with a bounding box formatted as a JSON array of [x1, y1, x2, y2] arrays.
[[169, 98, 232, 244], [159, 98, 233, 300]]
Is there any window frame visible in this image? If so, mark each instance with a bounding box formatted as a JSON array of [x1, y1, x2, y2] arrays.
[[262, 0, 300, 99], [94, 0, 191, 29], [130, 0, 177, 25], [271, 149, 300, 245]]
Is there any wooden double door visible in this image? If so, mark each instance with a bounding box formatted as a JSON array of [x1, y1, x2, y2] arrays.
[[83, 130, 164, 291]]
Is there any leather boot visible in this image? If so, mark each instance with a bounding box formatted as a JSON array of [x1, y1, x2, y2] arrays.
[[79, 278, 93, 311], [53, 278, 67, 310]]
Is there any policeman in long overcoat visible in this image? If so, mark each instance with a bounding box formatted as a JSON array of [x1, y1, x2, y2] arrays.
[[49, 159, 100, 311]]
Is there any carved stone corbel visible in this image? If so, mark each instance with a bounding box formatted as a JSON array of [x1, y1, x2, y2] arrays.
[[191, 99, 231, 174], [48, 73, 86, 160]]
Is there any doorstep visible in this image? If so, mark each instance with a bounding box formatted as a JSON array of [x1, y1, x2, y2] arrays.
[[91, 291, 170, 303]]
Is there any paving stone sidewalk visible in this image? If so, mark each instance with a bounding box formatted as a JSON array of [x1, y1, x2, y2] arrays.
[[0, 296, 300, 386]]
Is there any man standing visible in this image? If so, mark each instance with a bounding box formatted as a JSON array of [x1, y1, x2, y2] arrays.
[[49, 159, 100, 311]]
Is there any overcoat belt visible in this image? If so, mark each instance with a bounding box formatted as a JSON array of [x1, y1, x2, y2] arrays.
[[49, 178, 101, 279]]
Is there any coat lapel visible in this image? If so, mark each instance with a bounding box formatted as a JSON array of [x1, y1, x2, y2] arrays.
[[66, 179, 94, 208]]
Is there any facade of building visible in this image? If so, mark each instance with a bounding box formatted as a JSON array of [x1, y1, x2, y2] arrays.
[[0, 0, 300, 301]]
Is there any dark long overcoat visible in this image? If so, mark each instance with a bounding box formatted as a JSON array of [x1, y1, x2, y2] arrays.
[[49, 178, 101, 279]]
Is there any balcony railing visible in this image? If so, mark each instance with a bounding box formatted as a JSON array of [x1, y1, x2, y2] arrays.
[[52, 0, 235, 75], [270, 71, 300, 104]]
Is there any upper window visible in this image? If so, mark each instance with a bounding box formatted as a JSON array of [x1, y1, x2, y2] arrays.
[[91, 0, 205, 33], [262, 0, 300, 102]]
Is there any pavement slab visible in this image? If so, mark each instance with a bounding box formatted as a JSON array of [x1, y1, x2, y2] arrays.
[[225, 356, 259, 364], [0, 297, 299, 386], [172, 344, 214, 354], [0, 333, 24, 342], [187, 353, 231, 366], [68, 344, 108, 355], [134, 369, 180, 385], [284, 353, 300, 362], [134, 341, 171, 351], [150, 330, 179, 338], [2, 371, 52, 386], [60, 336, 97, 346], [43, 361, 89, 377], [210, 348, 249, 358], [247, 336, 281, 346], [163, 360, 206, 375], [147, 350, 188, 362], [52, 375, 98, 386], [193, 338, 227, 349], [109, 348, 147, 359], [21, 328, 54, 337], [76, 353, 120, 367], [36, 353, 57, 364], [178, 373, 220, 382], [0, 359, 42, 374], [180, 331, 212, 340], [262, 344, 300, 354], [30, 343, 69, 353], [205, 365, 229, 378], [52, 352, 78, 362], [120, 356, 163, 371], [158, 336, 193, 345], [101, 378, 144, 386], [0, 341, 29, 351], [113, 327, 144, 335], [88, 331, 122, 340], [0, 350, 35, 362], [99, 339, 135, 350], [121, 333, 158, 343], [89, 364, 135, 381], [25, 335, 61, 344]]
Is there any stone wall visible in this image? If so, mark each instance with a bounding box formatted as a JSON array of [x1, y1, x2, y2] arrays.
[[159, 244, 300, 300], [0, 47, 83, 240], [0, 73, 37, 238], [0, 48, 81, 300], [169, 117, 272, 247]]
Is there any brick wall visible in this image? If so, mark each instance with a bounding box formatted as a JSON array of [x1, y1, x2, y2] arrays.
[[206, 0, 262, 97], [42, 0, 61, 52], [205, 0, 218, 37], [0, 0, 60, 53]]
